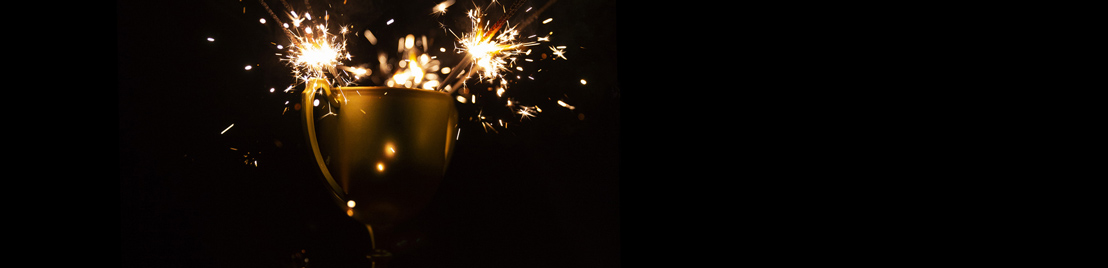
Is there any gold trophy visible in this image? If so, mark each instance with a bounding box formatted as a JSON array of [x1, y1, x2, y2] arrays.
[[301, 78, 458, 266]]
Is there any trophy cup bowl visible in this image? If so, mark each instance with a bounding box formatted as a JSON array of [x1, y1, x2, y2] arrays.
[[301, 78, 457, 262]]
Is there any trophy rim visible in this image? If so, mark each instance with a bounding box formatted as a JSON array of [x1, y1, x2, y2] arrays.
[[334, 86, 452, 96]]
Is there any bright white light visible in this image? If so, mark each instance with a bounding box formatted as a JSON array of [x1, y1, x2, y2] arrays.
[[347, 200, 356, 208], [259, 18, 266, 24], [245, 65, 253, 70], [386, 19, 394, 25], [207, 37, 215, 42], [558, 100, 575, 110]]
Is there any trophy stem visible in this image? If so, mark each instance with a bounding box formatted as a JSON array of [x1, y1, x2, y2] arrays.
[[365, 224, 392, 267]]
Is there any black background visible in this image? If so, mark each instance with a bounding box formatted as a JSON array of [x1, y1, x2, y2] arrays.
[[119, 0, 619, 267]]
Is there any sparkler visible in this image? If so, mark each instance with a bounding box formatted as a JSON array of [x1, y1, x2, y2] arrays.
[[430, 0, 578, 133], [438, 0, 551, 93], [258, 0, 352, 86]]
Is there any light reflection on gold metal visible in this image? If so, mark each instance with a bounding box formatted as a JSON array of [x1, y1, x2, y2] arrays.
[[385, 143, 396, 158]]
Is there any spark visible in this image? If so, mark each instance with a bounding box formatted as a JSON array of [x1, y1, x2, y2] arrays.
[[207, 37, 215, 42], [221, 124, 234, 134], [349, 67, 368, 76], [363, 29, 377, 45], [444, 6, 540, 91], [517, 105, 540, 120], [278, 10, 351, 84], [580, 79, 587, 85], [557, 100, 575, 110], [550, 46, 567, 60], [259, 18, 267, 24], [433, 0, 455, 15], [386, 33, 443, 90], [481, 121, 497, 133], [386, 18, 394, 25], [430, 0, 568, 134]]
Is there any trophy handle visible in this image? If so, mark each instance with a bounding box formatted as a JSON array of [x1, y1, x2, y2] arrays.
[[301, 78, 348, 206]]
